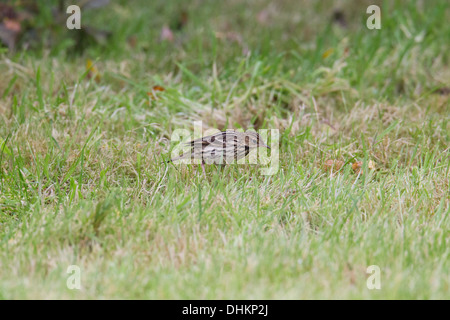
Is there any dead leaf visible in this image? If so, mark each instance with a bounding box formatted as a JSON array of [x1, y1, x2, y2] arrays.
[[322, 48, 334, 59], [147, 85, 165, 99], [352, 161, 362, 174], [352, 160, 375, 175], [86, 59, 101, 83], [323, 159, 345, 172]]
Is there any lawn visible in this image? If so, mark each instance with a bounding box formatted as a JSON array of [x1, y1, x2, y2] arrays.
[[0, 0, 449, 299]]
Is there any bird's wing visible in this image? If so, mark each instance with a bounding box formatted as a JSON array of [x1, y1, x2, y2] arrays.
[[186, 131, 241, 147]]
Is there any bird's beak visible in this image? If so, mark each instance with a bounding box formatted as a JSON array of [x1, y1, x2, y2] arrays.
[[265, 145, 271, 149]]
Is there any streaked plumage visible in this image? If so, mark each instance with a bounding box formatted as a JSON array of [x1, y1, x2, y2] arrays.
[[168, 131, 270, 171]]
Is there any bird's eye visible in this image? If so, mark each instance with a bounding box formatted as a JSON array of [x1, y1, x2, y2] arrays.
[[252, 138, 257, 143]]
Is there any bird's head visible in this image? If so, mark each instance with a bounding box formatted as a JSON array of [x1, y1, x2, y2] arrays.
[[241, 131, 270, 149]]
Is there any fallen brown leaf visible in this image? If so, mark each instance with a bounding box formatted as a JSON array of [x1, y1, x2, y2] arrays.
[[352, 160, 375, 175], [322, 48, 334, 59], [323, 159, 345, 172], [147, 85, 166, 100], [86, 59, 101, 83]]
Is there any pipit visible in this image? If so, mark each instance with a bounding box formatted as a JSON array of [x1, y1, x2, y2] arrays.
[[167, 131, 270, 175]]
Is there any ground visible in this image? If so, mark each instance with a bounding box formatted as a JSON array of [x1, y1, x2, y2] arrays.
[[0, 0, 449, 299]]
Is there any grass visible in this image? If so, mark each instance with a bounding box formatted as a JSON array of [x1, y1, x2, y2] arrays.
[[0, 0, 449, 299]]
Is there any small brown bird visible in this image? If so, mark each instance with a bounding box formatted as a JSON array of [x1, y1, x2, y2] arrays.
[[167, 131, 270, 174]]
